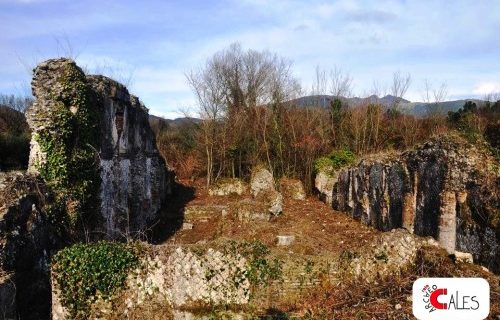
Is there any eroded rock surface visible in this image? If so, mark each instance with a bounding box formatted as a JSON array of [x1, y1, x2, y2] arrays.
[[208, 178, 248, 196], [0, 273, 16, 320], [88, 75, 173, 238], [250, 166, 275, 196], [315, 170, 336, 205], [280, 178, 306, 200], [328, 136, 499, 272], [250, 167, 283, 215], [0, 172, 60, 319]]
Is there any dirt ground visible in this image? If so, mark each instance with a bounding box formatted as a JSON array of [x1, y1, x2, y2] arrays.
[[158, 179, 378, 255], [152, 179, 500, 319]]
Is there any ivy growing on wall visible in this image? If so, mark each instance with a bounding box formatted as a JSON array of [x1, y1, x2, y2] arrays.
[[52, 241, 140, 319], [223, 240, 283, 287], [34, 61, 100, 230]]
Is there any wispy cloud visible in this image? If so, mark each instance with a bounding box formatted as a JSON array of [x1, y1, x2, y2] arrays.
[[473, 82, 500, 96], [0, 0, 499, 117]]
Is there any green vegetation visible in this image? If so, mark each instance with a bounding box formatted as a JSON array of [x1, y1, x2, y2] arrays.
[[314, 149, 356, 175], [447, 100, 500, 167], [52, 241, 140, 319], [224, 240, 283, 287], [0, 133, 30, 169], [35, 61, 100, 228]]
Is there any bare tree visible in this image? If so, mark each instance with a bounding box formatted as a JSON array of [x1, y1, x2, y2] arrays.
[[329, 66, 352, 98], [391, 71, 411, 109], [0, 94, 33, 113], [433, 82, 448, 105], [186, 43, 301, 184], [482, 91, 500, 106], [310, 65, 352, 105], [310, 66, 328, 107], [187, 61, 226, 186], [422, 79, 448, 115], [371, 80, 387, 98]]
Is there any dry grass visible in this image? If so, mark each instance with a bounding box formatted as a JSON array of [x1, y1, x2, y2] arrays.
[[279, 246, 500, 319]]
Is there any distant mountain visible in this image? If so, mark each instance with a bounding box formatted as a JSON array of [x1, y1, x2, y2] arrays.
[[149, 96, 484, 122], [292, 94, 410, 108], [399, 99, 484, 116], [149, 114, 201, 129], [290, 94, 482, 116]]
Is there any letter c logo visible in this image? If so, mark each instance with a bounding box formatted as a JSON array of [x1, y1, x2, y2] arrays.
[[430, 288, 448, 310]]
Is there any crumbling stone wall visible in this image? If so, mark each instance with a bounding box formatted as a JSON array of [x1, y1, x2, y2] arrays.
[[51, 247, 250, 319], [88, 75, 172, 238], [26, 58, 173, 239], [329, 136, 499, 272]]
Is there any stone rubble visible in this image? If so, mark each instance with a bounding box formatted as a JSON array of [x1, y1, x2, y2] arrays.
[[208, 178, 248, 196], [236, 199, 271, 222], [454, 251, 474, 264], [280, 178, 306, 200], [277, 235, 296, 246], [350, 229, 420, 281]]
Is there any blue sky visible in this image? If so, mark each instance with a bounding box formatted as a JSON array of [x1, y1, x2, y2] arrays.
[[1, 0, 499, 118]]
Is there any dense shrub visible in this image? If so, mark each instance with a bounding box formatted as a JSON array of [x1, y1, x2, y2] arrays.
[[154, 45, 500, 192], [314, 149, 356, 175], [448, 100, 500, 154], [151, 117, 201, 179], [52, 241, 140, 319], [0, 133, 30, 170], [484, 121, 500, 149], [0, 105, 30, 170]]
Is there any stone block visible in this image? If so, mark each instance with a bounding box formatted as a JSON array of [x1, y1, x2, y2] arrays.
[[277, 235, 296, 246]]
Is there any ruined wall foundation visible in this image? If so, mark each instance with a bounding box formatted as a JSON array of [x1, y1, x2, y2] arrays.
[[323, 137, 499, 272]]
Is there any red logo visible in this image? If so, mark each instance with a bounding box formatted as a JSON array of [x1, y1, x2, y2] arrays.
[[430, 288, 448, 310]]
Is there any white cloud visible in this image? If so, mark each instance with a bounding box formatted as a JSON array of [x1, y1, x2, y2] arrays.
[[150, 110, 188, 120], [472, 82, 500, 95]]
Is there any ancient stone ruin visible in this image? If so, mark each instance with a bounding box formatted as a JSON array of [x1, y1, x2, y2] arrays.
[[0, 58, 175, 319], [26, 58, 173, 239], [318, 136, 499, 272]]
